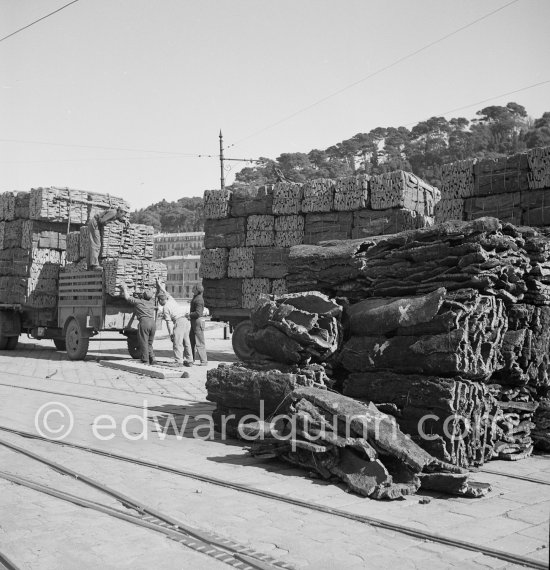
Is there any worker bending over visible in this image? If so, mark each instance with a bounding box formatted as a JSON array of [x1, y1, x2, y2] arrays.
[[87, 207, 129, 270], [156, 278, 193, 367], [187, 284, 207, 366], [121, 283, 156, 365]]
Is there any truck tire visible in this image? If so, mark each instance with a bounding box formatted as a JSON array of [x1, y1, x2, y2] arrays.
[[231, 319, 256, 361], [53, 338, 67, 351], [65, 319, 89, 361], [127, 336, 141, 359], [5, 336, 18, 350], [0, 310, 19, 350]]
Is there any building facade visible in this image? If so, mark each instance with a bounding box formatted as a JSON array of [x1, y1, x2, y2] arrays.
[[158, 255, 201, 299], [154, 232, 204, 259]]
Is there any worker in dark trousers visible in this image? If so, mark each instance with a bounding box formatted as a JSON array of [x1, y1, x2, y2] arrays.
[[187, 284, 208, 366], [121, 283, 156, 365], [87, 207, 129, 269]]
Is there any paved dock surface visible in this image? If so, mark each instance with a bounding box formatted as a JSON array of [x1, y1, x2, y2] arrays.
[[0, 328, 548, 570]]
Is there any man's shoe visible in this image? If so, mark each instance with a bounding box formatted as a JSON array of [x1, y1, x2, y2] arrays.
[[183, 361, 193, 367], [149, 359, 157, 366], [199, 362, 208, 366]]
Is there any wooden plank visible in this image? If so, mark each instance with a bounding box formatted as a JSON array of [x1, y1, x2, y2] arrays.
[[100, 359, 187, 378]]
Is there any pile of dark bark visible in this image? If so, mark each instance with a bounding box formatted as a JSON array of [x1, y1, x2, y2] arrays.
[[246, 291, 343, 365], [205, 362, 329, 437], [339, 287, 507, 380], [287, 217, 531, 304], [343, 371, 499, 467], [247, 386, 490, 500]]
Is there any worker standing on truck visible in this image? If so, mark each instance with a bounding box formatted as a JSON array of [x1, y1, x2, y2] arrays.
[[121, 283, 157, 365], [187, 284, 208, 366], [87, 207, 130, 270], [156, 278, 193, 367]]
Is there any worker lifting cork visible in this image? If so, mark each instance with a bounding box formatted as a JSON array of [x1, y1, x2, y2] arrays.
[[121, 284, 157, 365], [87, 207, 129, 270]]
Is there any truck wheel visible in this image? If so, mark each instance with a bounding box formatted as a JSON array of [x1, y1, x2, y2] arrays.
[[127, 336, 141, 359], [65, 319, 89, 361], [5, 336, 18, 350], [231, 319, 256, 361], [53, 338, 67, 351]]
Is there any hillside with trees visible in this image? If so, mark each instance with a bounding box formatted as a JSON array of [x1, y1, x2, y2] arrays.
[[131, 103, 550, 232]]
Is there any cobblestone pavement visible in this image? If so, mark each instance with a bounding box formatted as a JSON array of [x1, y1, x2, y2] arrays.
[[0, 330, 548, 569]]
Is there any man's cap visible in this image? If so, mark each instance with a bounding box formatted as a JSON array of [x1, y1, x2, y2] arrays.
[[157, 293, 168, 300]]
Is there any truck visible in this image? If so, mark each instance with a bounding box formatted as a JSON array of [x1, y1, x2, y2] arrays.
[[0, 269, 141, 361], [208, 307, 254, 361]]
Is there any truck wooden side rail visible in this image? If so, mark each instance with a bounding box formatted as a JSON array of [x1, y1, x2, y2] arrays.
[[0, 269, 140, 361]]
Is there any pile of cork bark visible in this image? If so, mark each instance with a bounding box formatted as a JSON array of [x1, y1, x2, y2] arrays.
[[202, 170, 439, 310], [208, 217, 550, 494], [0, 187, 163, 307], [0, 187, 111, 308], [206, 294, 490, 500], [435, 145, 550, 225]]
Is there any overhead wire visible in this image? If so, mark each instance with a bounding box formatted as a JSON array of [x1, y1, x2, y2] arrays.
[[227, 0, 522, 149], [0, 0, 82, 44], [0, 138, 214, 158]]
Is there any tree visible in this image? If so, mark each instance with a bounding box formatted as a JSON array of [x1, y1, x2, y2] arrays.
[[524, 112, 550, 148]]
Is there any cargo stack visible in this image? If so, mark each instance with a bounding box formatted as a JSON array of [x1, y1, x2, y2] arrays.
[[0, 186, 165, 310], [280, 217, 550, 464], [201, 170, 439, 311], [434, 145, 550, 226], [65, 221, 165, 296]]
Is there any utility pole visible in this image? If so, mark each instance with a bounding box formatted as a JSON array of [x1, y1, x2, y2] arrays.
[[219, 130, 225, 189], [218, 131, 263, 189]]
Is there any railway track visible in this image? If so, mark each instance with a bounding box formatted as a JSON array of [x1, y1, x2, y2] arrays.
[[0, 425, 546, 569], [1, 382, 549, 487], [0, 550, 20, 570], [0, 436, 293, 570]]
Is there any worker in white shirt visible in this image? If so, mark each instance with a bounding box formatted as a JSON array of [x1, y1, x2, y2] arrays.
[[156, 278, 193, 367]]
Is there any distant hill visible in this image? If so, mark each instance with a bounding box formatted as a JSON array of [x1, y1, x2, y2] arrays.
[[132, 102, 550, 233]]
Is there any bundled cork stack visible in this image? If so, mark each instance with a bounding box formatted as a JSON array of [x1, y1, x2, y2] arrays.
[[203, 170, 439, 312], [203, 189, 231, 219], [274, 215, 304, 247], [199, 248, 229, 279], [101, 222, 154, 259], [0, 186, 158, 308], [102, 258, 167, 296], [301, 179, 335, 213], [332, 176, 369, 211], [527, 146, 550, 189], [246, 215, 275, 247], [66, 231, 81, 262], [227, 247, 255, 278], [433, 146, 550, 227], [370, 170, 440, 214], [0, 191, 30, 221]]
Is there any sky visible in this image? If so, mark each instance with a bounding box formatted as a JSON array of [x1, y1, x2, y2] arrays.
[[1, 0, 549, 210]]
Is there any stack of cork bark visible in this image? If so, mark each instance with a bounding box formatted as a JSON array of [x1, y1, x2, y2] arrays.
[[207, 365, 490, 500], [202, 170, 439, 312], [102, 258, 166, 296], [65, 223, 162, 296], [282, 216, 550, 463], [434, 146, 550, 227], [0, 186, 160, 307], [246, 291, 343, 365]]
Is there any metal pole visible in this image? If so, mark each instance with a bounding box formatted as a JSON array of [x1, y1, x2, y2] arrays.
[[219, 130, 225, 189]]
